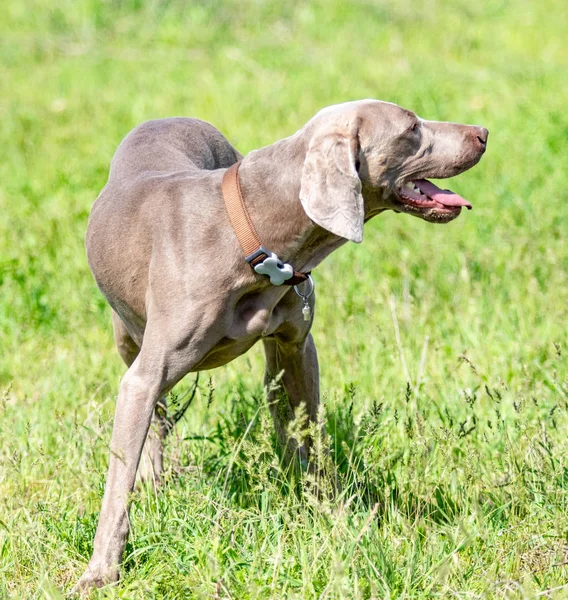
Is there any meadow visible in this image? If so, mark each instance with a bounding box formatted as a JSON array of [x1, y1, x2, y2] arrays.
[[1, 0, 567, 597]]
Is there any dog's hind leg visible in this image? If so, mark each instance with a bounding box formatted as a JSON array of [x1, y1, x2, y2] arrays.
[[74, 314, 218, 593], [111, 310, 140, 366], [111, 310, 167, 486]]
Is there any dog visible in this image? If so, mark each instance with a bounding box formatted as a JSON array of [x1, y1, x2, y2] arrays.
[[74, 99, 487, 591]]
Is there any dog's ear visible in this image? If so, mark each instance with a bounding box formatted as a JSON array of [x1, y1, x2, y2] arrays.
[[300, 121, 364, 243]]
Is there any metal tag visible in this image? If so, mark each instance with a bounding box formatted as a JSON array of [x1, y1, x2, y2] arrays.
[[295, 275, 315, 322]]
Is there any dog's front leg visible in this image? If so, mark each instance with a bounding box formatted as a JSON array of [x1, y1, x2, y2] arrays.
[[263, 333, 321, 466]]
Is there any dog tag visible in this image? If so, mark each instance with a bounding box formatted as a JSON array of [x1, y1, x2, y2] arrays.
[[294, 275, 314, 323]]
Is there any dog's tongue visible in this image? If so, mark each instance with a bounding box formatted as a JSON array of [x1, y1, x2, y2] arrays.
[[414, 179, 472, 209]]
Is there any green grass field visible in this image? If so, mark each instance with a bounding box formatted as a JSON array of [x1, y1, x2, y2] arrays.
[[1, 0, 568, 597]]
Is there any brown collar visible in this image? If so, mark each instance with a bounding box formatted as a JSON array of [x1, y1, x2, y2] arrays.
[[221, 161, 309, 286]]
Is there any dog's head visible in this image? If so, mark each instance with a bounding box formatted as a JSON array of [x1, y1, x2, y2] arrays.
[[299, 100, 488, 243]]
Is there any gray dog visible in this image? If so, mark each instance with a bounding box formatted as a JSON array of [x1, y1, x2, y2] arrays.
[[74, 99, 487, 592]]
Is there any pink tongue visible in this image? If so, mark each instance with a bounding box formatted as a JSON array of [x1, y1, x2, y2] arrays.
[[414, 179, 472, 209]]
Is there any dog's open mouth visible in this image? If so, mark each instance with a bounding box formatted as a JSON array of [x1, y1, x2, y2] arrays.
[[395, 179, 472, 223]]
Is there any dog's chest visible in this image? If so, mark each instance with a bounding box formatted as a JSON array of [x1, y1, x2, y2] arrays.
[[190, 301, 288, 372], [230, 297, 286, 339]]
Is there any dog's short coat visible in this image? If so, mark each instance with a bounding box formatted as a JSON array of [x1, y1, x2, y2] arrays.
[[74, 100, 487, 591]]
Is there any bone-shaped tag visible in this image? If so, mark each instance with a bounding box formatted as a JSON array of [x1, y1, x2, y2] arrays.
[[254, 253, 294, 285]]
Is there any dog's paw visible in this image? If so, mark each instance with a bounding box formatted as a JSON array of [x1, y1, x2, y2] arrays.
[[70, 564, 119, 596]]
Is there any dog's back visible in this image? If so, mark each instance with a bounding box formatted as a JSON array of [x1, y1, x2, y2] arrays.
[[108, 118, 241, 181]]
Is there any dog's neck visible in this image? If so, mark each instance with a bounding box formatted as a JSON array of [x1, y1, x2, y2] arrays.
[[237, 133, 348, 273]]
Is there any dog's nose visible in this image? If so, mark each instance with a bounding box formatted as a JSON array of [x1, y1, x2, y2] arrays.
[[473, 126, 488, 151]]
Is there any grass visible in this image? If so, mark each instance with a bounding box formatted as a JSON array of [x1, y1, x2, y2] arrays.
[[1, 0, 568, 597]]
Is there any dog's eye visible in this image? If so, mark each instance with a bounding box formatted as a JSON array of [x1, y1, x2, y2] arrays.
[[410, 122, 418, 132]]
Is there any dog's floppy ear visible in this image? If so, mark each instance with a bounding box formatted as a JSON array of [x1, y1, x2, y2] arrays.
[[299, 120, 364, 243]]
